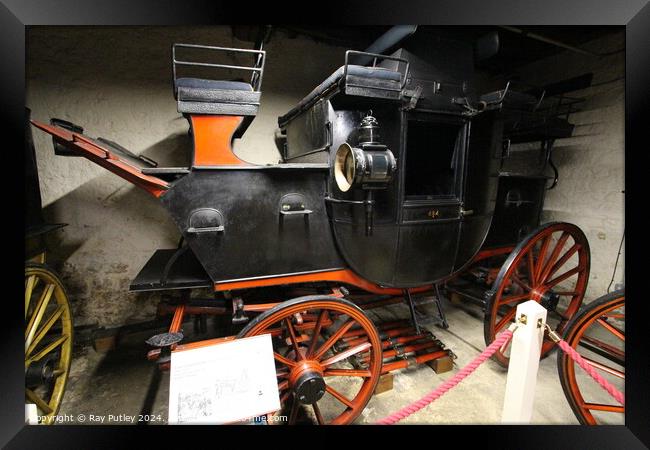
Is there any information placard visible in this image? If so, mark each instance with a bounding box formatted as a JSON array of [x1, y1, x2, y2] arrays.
[[168, 334, 280, 424]]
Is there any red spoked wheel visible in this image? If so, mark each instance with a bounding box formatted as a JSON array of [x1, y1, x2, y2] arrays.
[[558, 290, 624, 424], [236, 296, 382, 425], [484, 222, 590, 367]]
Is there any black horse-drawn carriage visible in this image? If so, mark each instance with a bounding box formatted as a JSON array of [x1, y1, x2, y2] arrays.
[[29, 26, 593, 424]]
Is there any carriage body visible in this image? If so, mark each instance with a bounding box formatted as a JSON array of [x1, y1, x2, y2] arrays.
[[33, 32, 507, 294], [157, 35, 503, 291]]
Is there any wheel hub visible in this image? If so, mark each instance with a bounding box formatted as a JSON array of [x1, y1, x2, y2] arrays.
[[26, 353, 57, 387], [539, 290, 560, 312], [289, 360, 325, 404]]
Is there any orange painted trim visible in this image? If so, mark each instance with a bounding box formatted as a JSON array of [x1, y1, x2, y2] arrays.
[[31, 120, 169, 198], [473, 246, 515, 263], [190, 115, 249, 166], [169, 304, 186, 333], [214, 269, 433, 296], [173, 335, 236, 352]]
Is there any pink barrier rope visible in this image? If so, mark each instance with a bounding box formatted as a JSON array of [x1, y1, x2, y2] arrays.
[[375, 328, 514, 425], [556, 338, 625, 406]]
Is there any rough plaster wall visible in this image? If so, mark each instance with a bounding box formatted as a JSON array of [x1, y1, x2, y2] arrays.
[[513, 30, 625, 300], [27, 26, 348, 327]]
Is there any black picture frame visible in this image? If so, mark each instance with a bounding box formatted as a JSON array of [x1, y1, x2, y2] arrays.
[[2, 1, 648, 448]]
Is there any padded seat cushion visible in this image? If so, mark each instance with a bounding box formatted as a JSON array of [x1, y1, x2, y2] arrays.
[[175, 77, 260, 116], [278, 65, 402, 127], [175, 77, 253, 92]]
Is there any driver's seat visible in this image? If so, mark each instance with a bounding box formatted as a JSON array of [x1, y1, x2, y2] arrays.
[[172, 44, 265, 167]]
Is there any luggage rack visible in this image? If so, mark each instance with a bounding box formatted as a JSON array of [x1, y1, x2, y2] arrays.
[[278, 49, 410, 128], [172, 43, 266, 96]]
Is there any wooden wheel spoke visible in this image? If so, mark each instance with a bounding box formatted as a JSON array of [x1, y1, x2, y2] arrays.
[[544, 243, 580, 283], [583, 402, 624, 412], [499, 292, 530, 306], [307, 310, 328, 358], [580, 335, 625, 360], [26, 334, 69, 365], [510, 274, 532, 292], [535, 235, 552, 282], [582, 356, 625, 379], [325, 385, 355, 409], [25, 275, 38, 319], [324, 369, 372, 378], [605, 313, 625, 320], [26, 388, 53, 415], [527, 250, 537, 286], [595, 318, 625, 341], [495, 308, 516, 332], [25, 284, 55, 342], [277, 380, 289, 391], [284, 318, 304, 360], [554, 291, 579, 296], [320, 342, 371, 367], [539, 232, 570, 282], [312, 320, 355, 361], [545, 265, 583, 289], [312, 402, 325, 425], [274, 352, 297, 368], [280, 391, 292, 405], [27, 306, 63, 356], [288, 398, 300, 425]]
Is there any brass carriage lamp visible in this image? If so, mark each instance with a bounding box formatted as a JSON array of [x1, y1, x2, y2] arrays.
[[333, 114, 397, 236], [333, 115, 397, 192]]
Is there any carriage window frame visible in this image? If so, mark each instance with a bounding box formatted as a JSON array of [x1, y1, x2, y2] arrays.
[[400, 112, 468, 205]]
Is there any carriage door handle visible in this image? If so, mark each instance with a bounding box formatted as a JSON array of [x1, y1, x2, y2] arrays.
[[279, 193, 312, 216], [186, 225, 225, 233], [186, 208, 225, 234], [280, 208, 313, 216]]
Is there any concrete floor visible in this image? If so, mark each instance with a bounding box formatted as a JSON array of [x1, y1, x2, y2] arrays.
[[57, 297, 624, 425]]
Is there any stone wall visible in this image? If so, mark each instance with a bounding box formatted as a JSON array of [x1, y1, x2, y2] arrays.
[[514, 29, 625, 299]]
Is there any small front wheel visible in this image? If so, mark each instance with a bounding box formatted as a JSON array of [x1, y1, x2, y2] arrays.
[[237, 295, 382, 425]]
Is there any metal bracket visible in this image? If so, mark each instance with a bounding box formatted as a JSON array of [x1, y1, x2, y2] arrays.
[[404, 289, 422, 335], [231, 297, 248, 325], [402, 85, 423, 111]]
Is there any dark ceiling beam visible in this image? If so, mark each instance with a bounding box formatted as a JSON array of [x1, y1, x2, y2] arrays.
[[499, 25, 601, 57]]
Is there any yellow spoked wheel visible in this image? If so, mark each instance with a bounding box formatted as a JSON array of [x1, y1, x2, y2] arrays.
[[25, 263, 73, 424]]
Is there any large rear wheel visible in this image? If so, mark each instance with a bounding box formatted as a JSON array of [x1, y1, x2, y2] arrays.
[[484, 222, 590, 367], [557, 290, 624, 425], [25, 263, 73, 424]]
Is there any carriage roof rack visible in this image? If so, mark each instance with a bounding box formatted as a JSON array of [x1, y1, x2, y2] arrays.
[[278, 50, 409, 128]]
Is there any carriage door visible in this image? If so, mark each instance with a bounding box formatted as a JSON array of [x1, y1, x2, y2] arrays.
[[393, 112, 468, 285]]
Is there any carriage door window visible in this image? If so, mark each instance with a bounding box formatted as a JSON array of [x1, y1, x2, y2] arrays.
[[404, 120, 464, 200]]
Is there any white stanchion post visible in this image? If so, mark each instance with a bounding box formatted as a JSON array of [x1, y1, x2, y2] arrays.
[[501, 300, 547, 424]]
